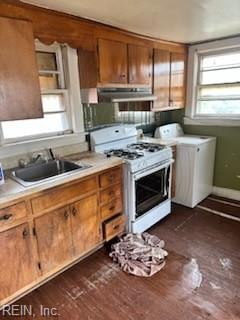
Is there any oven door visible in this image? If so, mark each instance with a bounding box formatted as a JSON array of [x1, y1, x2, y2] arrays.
[[133, 161, 172, 218]]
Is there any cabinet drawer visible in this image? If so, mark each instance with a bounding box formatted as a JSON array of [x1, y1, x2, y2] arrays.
[[0, 202, 28, 228], [100, 184, 122, 204], [100, 168, 122, 188], [101, 198, 122, 221], [104, 214, 126, 241], [31, 177, 97, 214]]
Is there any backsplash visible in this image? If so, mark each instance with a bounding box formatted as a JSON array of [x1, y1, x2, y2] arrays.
[[82, 102, 172, 136], [1, 142, 88, 170]]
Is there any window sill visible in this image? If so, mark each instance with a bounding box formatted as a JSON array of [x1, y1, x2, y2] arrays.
[[184, 117, 240, 127], [0, 133, 87, 159]]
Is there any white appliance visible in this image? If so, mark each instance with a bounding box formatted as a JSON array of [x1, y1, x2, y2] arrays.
[[155, 123, 216, 208], [90, 125, 173, 233]]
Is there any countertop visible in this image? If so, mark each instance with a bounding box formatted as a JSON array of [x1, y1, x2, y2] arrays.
[[0, 152, 123, 206]]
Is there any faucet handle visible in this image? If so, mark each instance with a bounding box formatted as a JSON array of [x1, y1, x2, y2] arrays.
[[48, 148, 55, 160], [18, 158, 28, 168]]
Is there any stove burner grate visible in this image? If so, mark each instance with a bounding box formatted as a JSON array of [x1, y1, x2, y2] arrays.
[[127, 142, 165, 152], [105, 149, 144, 160]]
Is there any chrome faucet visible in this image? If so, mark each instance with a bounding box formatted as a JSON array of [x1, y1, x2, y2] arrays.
[[18, 152, 48, 168]]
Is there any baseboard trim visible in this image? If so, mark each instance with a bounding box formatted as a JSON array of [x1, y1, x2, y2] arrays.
[[212, 186, 240, 202]]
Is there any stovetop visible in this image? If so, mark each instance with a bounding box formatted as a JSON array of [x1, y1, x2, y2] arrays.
[[104, 142, 167, 161], [127, 142, 165, 152], [105, 149, 144, 160], [90, 126, 172, 172]]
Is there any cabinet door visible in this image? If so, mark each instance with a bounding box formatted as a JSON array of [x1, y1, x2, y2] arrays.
[[34, 207, 72, 274], [70, 194, 101, 257], [152, 49, 171, 110], [98, 39, 127, 84], [0, 17, 43, 121], [128, 44, 152, 85], [170, 52, 186, 108], [0, 223, 38, 301]]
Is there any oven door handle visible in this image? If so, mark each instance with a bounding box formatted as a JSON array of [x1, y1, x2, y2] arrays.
[[163, 166, 169, 196], [133, 159, 174, 180]]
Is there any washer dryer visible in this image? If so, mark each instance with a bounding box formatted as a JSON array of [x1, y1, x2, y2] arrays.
[[155, 123, 216, 208]]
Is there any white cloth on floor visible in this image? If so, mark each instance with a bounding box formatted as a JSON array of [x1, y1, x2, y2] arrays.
[[109, 232, 168, 277]]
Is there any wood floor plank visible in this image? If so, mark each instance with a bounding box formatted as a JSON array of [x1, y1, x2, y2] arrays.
[[1, 202, 240, 319], [200, 198, 240, 219]]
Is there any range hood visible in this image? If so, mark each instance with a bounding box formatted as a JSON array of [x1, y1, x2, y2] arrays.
[[81, 87, 156, 104]]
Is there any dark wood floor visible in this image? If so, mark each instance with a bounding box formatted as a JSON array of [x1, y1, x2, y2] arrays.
[[2, 200, 240, 319], [199, 196, 240, 219]]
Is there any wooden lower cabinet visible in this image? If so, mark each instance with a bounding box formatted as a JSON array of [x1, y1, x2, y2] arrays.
[[0, 223, 38, 301], [34, 206, 73, 274], [0, 165, 124, 307], [71, 194, 101, 256]]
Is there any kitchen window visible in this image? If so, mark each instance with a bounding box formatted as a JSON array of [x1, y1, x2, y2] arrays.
[[0, 43, 71, 142], [196, 50, 240, 117], [186, 39, 240, 126]]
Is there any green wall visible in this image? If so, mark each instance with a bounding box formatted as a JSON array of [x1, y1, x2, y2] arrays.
[[168, 110, 240, 191]]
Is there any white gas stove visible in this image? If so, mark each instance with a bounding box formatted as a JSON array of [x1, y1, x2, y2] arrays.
[[90, 125, 173, 233]]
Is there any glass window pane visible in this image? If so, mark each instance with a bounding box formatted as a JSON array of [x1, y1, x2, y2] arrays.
[[199, 85, 240, 98], [42, 94, 65, 112], [2, 113, 69, 139], [37, 51, 57, 71], [201, 52, 240, 70], [39, 74, 59, 90], [197, 100, 240, 115], [200, 67, 240, 85]]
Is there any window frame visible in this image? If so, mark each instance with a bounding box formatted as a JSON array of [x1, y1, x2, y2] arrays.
[[1, 42, 73, 144], [185, 37, 240, 127], [0, 41, 86, 157], [195, 48, 240, 119]]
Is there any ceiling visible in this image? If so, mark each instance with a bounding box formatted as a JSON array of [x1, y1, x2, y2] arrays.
[[22, 0, 240, 44]]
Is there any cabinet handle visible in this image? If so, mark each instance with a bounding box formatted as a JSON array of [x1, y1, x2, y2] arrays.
[[113, 224, 120, 230], [72, 207, 77, 216], [22, 228, 29, 239], [109, 205, 115, 211], [120, 74, 126, 78], [64, 210, 69, 220], [0, 213, 13, 221], [108, 175, 115, 183], [108, 190, 115, 197]]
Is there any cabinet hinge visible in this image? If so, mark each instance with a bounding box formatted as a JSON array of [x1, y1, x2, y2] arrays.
[[33, 227, 37, 237], [38, 262, 41, 270]]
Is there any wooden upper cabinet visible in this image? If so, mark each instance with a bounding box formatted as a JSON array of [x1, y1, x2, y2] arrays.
[[78, 49, 98, 89], [170, 52, 186, 108], [98, 38, 127, 84], [152, 49, 186, 111], [34, 206, 73, 274], [153, 49, 171, 110], [0, 17, 43, 121], [0, 223, 38, 300], [70, 194, 101, 257], [128, 44, 152, 86]]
